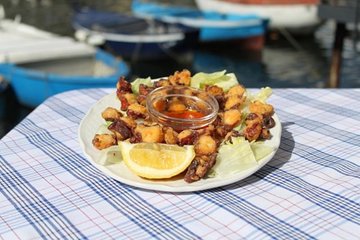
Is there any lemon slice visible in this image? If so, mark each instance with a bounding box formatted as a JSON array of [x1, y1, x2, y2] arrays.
[[119, 142, 195, 179]]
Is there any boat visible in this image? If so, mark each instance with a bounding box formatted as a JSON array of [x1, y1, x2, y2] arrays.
[[131, 0, 267, 44], [195, 0, 321, 34], [72, 8, 199, 60], [0, 10, 129, 108]]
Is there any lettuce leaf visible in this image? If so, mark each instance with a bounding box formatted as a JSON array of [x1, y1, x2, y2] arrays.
[[95, 145, 123, 166], [131, 77, 153, 95], [213, 137, 274, 177], [191, 71, 238, 91], [248, 87, 273, 103], [214, 137, 258, 177], [250, 142, 274, 162]]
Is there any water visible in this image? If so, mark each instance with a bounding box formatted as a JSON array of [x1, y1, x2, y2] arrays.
[[1, 0, 360, 138]]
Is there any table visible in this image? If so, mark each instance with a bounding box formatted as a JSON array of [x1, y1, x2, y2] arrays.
[[1, 88, 359, 239]]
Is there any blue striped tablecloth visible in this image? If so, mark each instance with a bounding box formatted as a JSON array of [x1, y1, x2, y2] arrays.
[[1, 88, 359, 239]]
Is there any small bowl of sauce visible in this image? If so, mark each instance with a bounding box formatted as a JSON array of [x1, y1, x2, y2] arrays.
[[146, 86, 219, 131]]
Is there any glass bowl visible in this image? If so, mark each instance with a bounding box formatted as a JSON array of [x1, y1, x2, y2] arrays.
[[146, 86, 219, 131]]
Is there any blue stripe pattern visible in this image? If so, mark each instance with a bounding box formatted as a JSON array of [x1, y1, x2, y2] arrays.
[[1, 88, 359, 239]]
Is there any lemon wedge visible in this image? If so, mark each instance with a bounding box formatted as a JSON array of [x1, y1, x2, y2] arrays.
[[119, 142, 195, 179]]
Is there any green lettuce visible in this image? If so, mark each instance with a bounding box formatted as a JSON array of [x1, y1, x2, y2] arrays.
[[191, 70, 238, 91], [131, 77, 153, 95], [250, 141, 274, 162], [214, 137, 257, 177], [95, 146, 123, 166], [248, 87, 273, 103], [213, 137, 274, 177]]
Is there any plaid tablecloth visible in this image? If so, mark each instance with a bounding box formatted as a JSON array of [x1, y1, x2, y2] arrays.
[[1, 88, 359, 239]]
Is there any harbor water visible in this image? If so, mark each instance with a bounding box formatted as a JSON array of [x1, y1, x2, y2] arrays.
[[1, 0, 360, 138]]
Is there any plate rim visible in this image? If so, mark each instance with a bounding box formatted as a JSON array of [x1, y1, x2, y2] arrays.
[[78, 91, 282, 192]]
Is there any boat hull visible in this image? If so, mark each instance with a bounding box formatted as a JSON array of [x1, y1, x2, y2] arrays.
[[0, 50, 129, 108], [103, 29, 199, 60], [73, 9, 199, 60], [132, 1, 267, 43], [195, 0, 321, 33]]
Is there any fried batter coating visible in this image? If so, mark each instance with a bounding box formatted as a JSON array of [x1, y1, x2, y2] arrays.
[[196, 124, 215, 137], [194, 135, 217, 155], [205, 85, 225, 106], [163, 127, 178, 145], [226, 84, 246, 97], [184, 154, 217, 183], [101, 107, 122, 122], [92, 134, 117, 150], [116, 77, 132, 94], [249, 101, 274, 117], [127, 103, 147, 119], [260, 128, 271, 140], [136, 95, 147, 106], [263, 116, 275, 129], [133, 124, 164, 143], [177, 130, 197, 146], [119, 93, 137, 111], [223, 109, 242, 129], [205, 85, 224, 97], [167, 99, 187, 112], [120, 116, 137, 129], [139, 84, 155, 96], [168, 69, 191, 86], [243, 113, 263, 142], [224, 95, 245, 110], [154, 78, 171, 88], [108, 120, 133, 141]]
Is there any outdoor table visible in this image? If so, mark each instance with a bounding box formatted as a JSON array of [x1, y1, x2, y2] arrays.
[[1, 88, 359, 239]]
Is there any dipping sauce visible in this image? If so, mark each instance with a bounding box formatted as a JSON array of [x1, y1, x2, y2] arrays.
[[146, 86, 219, 131], [163, 110, 205, 119]]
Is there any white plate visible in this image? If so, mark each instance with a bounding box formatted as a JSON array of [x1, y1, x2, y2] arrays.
[[78, 92, 282, 192]]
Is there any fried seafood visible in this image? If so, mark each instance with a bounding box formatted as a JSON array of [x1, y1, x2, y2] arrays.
[[92, 134, 117, 150], [169, 69, 191, 86], [243, 113, 263, 142], [108, 120, 133, 141], [120, 116, 137, 129], [184, 154, 217, 183], [226, 84, 246, 97], [92, 72, 276, 183], [184, 135, 218, 183], [127, 103, 147, 119], [133, 124, 164, 143], [223, 109, 242, 130], [249, 101, 274, 118], [194, 135, 217, 156], [102, 107, 122, 122], [177, 130, 197, 146], [163, 127, 178, 145], [116, 77, 132, 94], [224, 95, 245, 110], [154, 78, 171, 88], [118, 93, 137, 111]]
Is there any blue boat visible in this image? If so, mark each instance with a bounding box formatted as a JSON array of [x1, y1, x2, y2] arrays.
[[131, 0, 267, 43], [0, 18, 129, 108], [72, 8, 199, 60]]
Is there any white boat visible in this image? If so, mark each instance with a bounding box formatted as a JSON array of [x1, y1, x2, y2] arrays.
[[195, 0, 321, 34], [0, 6, 129, 107]]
